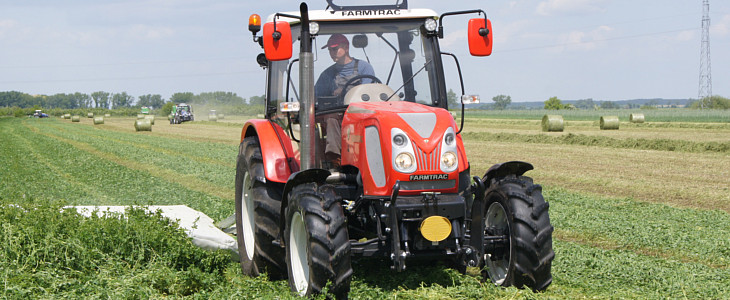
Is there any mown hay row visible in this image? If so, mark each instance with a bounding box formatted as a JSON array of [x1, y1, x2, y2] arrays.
[[462, 131, 730, 154]]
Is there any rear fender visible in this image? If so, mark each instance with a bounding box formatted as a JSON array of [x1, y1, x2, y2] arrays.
[[278, 169, 331, 240], [241, 120, 299, 183], [483, 161, 533, 187], [468, 161, 533, 261]]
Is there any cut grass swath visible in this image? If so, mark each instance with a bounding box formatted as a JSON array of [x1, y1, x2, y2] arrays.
[[542, 114, 564, 132]]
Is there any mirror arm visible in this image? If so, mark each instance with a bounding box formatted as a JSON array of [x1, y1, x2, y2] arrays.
[[441, 52, 466, 134], [437, 9, 488, 39], [272, 13, 301, 41]]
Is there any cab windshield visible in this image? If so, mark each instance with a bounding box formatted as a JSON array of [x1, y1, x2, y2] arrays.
[[267, 19, 443, 113]]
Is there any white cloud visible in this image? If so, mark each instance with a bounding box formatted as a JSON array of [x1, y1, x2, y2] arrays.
[[553, 25, 612, 52], [672, 30, 695, 42], [710, 14, 730, 37], [536, 0, 606, 16], [0, 19, 19, 37], [440, 29, 466, 48], [127, 25, 176, 40]]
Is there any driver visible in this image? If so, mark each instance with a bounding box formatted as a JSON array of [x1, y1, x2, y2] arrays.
[[314, 34, 376, 169], [314, 34, 375, 98]]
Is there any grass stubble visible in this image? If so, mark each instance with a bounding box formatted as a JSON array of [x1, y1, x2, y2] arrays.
[[1, 117, 729, 299]]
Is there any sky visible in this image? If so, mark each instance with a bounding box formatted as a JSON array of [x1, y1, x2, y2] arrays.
[[1, 0, 728, 103]]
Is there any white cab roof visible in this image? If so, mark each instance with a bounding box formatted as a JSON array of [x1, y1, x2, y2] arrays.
[[266, 8, 438, 24]]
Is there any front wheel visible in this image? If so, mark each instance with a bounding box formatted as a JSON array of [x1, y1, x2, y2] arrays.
[[235, 137, 285, 279], [285, 183, 352, 299], [481, 175, 554, 291]]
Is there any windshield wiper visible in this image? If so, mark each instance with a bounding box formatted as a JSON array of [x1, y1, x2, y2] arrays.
[[387, 59, 432, 101]]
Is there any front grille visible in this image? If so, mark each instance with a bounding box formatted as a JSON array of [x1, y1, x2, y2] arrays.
[[413, 143, 441, 172]]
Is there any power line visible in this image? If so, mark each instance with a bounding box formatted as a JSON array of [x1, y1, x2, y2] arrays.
[[0, 56, 247, 70], [495, 27, 700, 54], [0, 71, 249, 84]]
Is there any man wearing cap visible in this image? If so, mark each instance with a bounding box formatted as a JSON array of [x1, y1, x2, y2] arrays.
[[315, 34, 376, 169]]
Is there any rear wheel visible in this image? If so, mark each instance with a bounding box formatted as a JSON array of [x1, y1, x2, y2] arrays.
[[285, 183, 352, 299], [235, 137, 285, 279], [482, 175, 554, 291]]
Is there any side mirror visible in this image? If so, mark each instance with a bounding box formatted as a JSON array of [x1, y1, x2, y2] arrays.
[[468, 18, 492, 56], [262, 21, 293, 61]]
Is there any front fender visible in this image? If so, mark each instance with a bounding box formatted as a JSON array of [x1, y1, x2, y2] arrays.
[[241, 120, 299, 183]]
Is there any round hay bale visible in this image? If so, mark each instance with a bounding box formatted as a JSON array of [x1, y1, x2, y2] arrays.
[[134, 119, 152, 131], [64, 113, 71, 119], [137, 114, 145, 120], [60, 115, 66, 119], [71, 115, 80, 122], [541, 115, 564, 132], [144, 115, 155, 125], [209, 114, 217, 122], [93, 116, 104, 125], [629, 113, 645, 123], [104, 113, 111, 117], [87, 112, 94, 118], [218, 113, 225, 120], [600, 116, 620, 130]]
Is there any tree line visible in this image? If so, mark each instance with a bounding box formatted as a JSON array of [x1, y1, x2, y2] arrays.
[[0, 91, 265, 109]]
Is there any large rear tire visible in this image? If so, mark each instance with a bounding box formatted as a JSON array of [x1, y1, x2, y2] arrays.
[[235, 137, 285, 279], [285, 183, 352, 299], [482, 175, 554, 291]]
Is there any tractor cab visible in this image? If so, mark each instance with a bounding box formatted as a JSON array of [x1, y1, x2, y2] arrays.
[[260, 6, 490, 173]]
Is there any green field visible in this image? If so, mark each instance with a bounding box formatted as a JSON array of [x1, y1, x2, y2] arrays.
[[1, 114, 729, 299]]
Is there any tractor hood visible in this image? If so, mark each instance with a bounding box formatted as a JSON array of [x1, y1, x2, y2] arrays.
[[341, 101, 467, 196], [345, 101, 454, 147]]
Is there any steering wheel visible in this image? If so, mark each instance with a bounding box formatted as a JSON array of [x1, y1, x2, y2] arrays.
[[340, 74, 382, 100]]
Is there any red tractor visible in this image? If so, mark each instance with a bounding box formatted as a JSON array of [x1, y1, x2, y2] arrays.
[[236, 1, 554, 298]]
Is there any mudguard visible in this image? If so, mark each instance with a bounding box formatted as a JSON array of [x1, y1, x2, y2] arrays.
[[483, 161, 533, 187], [468, 160, 533, 259], [241, 120, 299, 183]]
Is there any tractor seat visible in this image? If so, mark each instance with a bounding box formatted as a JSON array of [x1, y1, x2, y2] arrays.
[[343, 83, 398, 105]]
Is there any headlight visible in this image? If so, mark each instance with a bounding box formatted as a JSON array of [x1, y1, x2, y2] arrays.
[[424, 18, 437, 32], [395, 152, 415, 172], [393, 134, 407, 147], [444, 133, 454, 145], [309, 22, 319, 35], [441, 151, 457, 170]]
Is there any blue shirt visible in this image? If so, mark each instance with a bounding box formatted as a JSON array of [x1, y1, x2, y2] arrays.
[[314, 59, 375, 97]]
